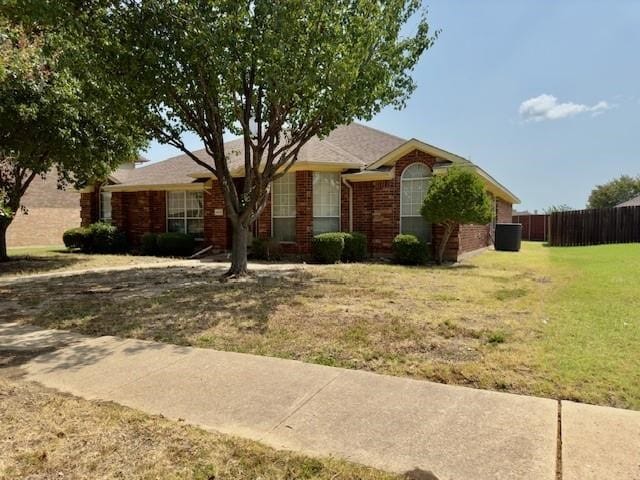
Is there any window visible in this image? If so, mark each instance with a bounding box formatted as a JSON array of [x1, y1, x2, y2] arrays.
[[99, 189, 112, 223], [166, 191, 204, 237], [272, 173, 296, 242], [400, 163, 431, 242], [313, 172, 340, 234]]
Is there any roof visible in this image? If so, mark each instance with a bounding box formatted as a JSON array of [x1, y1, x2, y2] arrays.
[[102, 122, 519, 203], [616, 194, 640, 207]]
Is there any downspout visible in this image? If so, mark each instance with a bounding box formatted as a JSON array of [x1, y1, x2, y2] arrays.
[[342, 177, 353, 232]]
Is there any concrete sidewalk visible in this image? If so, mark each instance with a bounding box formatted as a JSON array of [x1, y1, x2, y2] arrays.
[[2, 322, 639, 480]]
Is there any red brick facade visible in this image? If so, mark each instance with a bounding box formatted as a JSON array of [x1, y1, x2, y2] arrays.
[[81, 149, 513, 261]]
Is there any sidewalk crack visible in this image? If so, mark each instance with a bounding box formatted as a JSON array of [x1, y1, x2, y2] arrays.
[[556, 399, 563, 480], [268, 371, 343, 435]]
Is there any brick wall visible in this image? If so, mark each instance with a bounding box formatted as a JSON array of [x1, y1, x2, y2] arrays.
[[497, 198, 512, 223], [295, 170, 313, 253], [80, 191, 99, 227], [7, 173, 82, 247], [364, 149, 438, 254], [205, 181, 228, 250]]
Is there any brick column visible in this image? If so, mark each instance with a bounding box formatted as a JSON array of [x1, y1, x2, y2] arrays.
[[204, 181, 228, 250], [80, 191, 98, 227], [295, 170, 313, 253]]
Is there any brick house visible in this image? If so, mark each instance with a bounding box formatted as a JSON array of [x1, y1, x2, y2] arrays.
[[7, 171, 80, 248], [80, 123, 519, 261]]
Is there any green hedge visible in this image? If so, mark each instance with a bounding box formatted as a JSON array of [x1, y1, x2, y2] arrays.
[[312, 233, 345, 263], [392, 234, 428, 265], [141, 232, 159, 256], [63, 227, 90, 250], [342, 232, 368, 262], [62, 223, 127, 254], [250, 237, 283, 260], [156, 232, 196, 257], [312, 232, 368, 264]]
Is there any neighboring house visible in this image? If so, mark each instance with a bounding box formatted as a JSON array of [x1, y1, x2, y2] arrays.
[[81, 123, 519, 261], [615, 194, 640, 208], [7, 171, 80, 248]]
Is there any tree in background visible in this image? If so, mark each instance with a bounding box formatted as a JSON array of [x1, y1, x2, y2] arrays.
[[544, 204, 573, 214], [0, 17, 144, 261], [421, 167, 492, 264], [47, 0, 437, 277], [587, 175, 640, 209]]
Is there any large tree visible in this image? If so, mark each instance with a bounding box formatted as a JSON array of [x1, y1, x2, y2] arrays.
[[421, 167, 492, 264], [52, 0, 436, 277], [587, 175, 640, 209], [0, 16, 144, 260]]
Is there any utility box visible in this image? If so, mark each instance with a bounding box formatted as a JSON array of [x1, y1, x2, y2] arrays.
[[495, 223, 522, 252]]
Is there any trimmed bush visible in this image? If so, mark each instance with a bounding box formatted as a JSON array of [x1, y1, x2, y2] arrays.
[[392, 234, 428, 265], [342, 232, 368, 262], [156, 232, 196, 257], [250, 237, 283, 260], [312, 232, 345, 264], [141, 232, 159, 256], [89, 222, 127, 253], [63, 227, 90, 250], [63, 223, 126, 253]]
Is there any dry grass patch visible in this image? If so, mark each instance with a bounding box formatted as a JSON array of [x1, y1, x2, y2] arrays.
[[1, 246, 175, 279], [4, 242, 639, 409], [0, 376, 396, 479]]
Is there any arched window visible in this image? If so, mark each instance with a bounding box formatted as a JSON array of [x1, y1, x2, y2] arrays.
[[400, 163, 431, 242]]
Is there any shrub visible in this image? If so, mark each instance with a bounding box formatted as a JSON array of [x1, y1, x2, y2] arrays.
[[89, 222, 127, 253], [250, 237, 283, 260], [141, 233, 159, 256], [392, 234, 428, 265], [63, 227, 90, 250], [312, 232, 345, 264], [156, 232, 196, 257], [342, 232, 368, 262]]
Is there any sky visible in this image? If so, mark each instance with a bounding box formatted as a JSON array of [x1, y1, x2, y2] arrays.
[[142, 0, 640, 212]]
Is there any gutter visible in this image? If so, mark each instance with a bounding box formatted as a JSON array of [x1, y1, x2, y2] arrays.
[[342, 177, 353, 232]]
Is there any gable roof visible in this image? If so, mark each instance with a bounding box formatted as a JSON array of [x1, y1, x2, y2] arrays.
[[616, 194, 640, 207], [102, 122, 519, 203]]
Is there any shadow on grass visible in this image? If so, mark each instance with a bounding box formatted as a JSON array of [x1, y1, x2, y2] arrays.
[[0, 266, 311, 347], [0, 251, 84, 277]]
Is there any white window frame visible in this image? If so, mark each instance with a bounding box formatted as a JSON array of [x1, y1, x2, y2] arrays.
[[312, 172, 341, 234], [99, 188, 112, 224], [400, 163, 431, 242], [271, 172, 296, 242], [165, 191, 204, 239]]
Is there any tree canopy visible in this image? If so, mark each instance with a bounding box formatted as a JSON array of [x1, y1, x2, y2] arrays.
[[38, 0, 437, 276], [587, 175, 640, 209], [421, 167, 492, 263], [0, 15, 146, 260]]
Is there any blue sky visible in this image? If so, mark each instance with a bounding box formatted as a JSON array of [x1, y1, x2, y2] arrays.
[[143, 0, 640, 212]]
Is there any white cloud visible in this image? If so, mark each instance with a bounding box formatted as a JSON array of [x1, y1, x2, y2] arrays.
[[518, 94, 612, 121]]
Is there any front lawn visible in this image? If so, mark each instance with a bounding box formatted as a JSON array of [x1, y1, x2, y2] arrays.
[[2, 242, 639, 409], [1, 246, 175, 278], [0, 376, 395, 480]]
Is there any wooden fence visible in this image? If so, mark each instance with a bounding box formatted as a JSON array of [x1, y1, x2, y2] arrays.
[[512, 214, 550, 242], [549, 206, 640, 246]]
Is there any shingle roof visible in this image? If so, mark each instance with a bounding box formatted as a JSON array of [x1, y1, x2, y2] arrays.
[[109, 123, 406, 187], [616, 194, 640, 207]]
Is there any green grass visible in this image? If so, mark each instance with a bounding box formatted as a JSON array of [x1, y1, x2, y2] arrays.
[[3, 242, 639, 409], [539, 244, 640, 407]]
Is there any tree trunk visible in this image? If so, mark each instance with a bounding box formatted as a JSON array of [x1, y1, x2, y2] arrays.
[[437, 223, 455, 265], [0, 219, 10, 262], [225, 221, 250, 278]]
